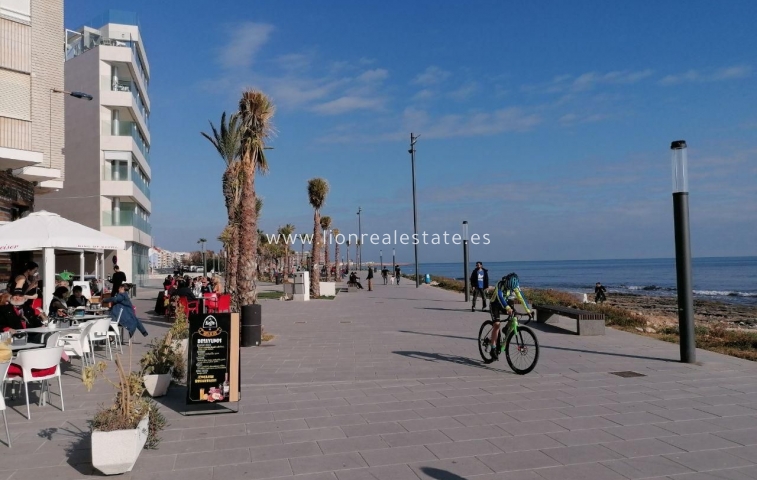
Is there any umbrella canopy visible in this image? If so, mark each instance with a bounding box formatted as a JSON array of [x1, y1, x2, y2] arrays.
[[0, 211, 125, 252]]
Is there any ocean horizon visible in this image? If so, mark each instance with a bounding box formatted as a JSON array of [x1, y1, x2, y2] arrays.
[[386, 256, 757, 306]]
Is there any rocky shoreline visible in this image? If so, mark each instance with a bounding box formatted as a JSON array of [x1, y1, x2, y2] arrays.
[[602, 293, 757, 327]]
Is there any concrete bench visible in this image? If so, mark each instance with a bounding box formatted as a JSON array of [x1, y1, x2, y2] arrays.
[[535, 304, 605, 336]]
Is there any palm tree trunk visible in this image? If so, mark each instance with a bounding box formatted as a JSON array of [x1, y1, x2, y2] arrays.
[[324, 230, 330, 282], [334, 242, 340, 281], [310, 210, 321, 297], [236, 162, 258, 306]]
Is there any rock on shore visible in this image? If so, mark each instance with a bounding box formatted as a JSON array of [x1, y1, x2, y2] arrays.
[[604, 293, 757, 327]]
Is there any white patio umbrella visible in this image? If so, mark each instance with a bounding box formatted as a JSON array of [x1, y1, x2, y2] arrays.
[[0, 211, 125, 309]]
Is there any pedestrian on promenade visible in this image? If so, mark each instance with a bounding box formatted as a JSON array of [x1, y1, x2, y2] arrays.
[[367, 267, 374, 291], [381, 267, 389, 285], [111, 265, 127, 294], [595, 282, 607, 303], [470, 261, 489, 312], [394, 265, 401, 285]]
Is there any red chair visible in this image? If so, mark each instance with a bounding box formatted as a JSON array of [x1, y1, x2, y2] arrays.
[[217, 294, 231, 313], [177, 297, 199, 317], [203, 293, 218, 313]]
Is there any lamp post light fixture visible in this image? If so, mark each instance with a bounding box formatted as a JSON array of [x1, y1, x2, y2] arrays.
[[409, 133, 420, 287], [671, 140, 695, 364], [49, 88, 93, 168], [462, 221, 470, 303]]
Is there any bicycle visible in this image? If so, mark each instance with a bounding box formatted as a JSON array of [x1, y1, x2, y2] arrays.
[[478, 312, 539, 375]]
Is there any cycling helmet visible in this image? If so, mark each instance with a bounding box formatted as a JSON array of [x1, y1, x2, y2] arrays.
[[502, 273, 519, 290]]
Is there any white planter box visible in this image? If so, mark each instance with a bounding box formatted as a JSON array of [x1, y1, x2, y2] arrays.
[[320, 282, 336, 296], [144, 373, 171, 397], [92, 414, 149, 475]]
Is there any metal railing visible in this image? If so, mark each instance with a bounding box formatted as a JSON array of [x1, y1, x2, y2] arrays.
[[102, 210, 151, 234], [101, 76, 149, 127], [102, 120, 150, 163]]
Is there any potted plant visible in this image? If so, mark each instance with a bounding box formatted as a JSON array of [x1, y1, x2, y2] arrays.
[[83, 354, 166, 475], [169, 306, 190, 356], [140, 330, 185, 397]]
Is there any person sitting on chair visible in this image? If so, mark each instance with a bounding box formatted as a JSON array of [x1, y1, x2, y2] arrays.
[[49, 286, 70, 318], [102, 283, 148, 338], [67, 285, 90, 308], [0, 288, 45, 332]]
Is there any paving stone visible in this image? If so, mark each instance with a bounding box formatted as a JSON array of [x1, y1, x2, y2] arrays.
[[540, 443, 625, 465], [214, 431, 281, 450], [426, 438, 503, 459], [478, 449, 561, 472], [440, 425, 509, 441], [248, 441, 322, 462], [290, 452, 368, 475], [211, 458, 292, 479], [658, 420, 726, 435], [340, 422, 407, 438], [713, 428, 757, 446], [534, 462, 629, 480], [727, 445, 757, 463], [663, 450, 754, 472], [604, 438, 687, 457], [176, 448, 251, 469], [280, 426, 346, 444], [361, 410, 421, 424], [359, 444, 437, 466], [601, 411, 671, 426], [410, 456, 495, 478], [399, 416, 464, 432], [380, 429, 452, 448], [317, 434, 389, 454], [488, 433, 565, 452], [546, 428, 624, 447], [601, 456, 694, 479], [661, 433, 743, 452], [500, 420, 568, 436], [247, 418, 310, 433], [335, 463, 421, 480]]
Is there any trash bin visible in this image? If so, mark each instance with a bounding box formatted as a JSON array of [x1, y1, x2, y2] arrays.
[[275, 274, 281, 285], [425, 274, 431, 284], [241, 304, 262, 347]]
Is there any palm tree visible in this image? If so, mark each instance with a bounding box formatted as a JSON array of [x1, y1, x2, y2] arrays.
[[332, 228, 340, 281], [320, 216, 332, 280], [307, 178, 329, 297], [200, 112, 242, 307], [278, 223, 295, 279], [236, 90, 274, 306]]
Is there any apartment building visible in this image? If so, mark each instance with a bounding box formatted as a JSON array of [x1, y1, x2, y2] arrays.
[[37, 10, 152, 287], [0, 0, 65, 282]]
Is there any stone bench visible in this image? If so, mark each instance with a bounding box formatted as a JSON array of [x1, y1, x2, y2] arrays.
[[535, 304, 605, 336]]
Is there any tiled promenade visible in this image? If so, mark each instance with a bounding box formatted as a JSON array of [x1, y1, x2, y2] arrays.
[[2, 277, 757, 480]]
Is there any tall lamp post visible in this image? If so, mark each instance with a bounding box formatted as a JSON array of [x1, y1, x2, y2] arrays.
[[356, 207, 362, 270], [462, 221, 470, 302], [409, 133, 420, 287], [197, 238, 207, 275], [49, 88, 92, 168], [671, 140, 695, 363], [380, 250, 383, 271], [392, 248, 396, 268]]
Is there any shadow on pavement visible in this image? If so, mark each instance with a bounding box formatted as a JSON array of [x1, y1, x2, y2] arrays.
[[393, 350, 508, 374], [398, 330, 473, 341], [39, 423, 94, 475], [419, 467, 467, 480], [417, 307, 473, 312]]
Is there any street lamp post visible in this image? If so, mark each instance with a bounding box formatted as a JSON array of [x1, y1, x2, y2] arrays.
[[356, 207, 362, 270], [346, 240, 350, 273], [409, 133, 420, 287], [463, 221, 470, 302], [392, 248, 396, 268], [197, 238, 207, 275], [380, 250, 383, 271], [49, 88, 92, 168], [671, 140, 696, 364]]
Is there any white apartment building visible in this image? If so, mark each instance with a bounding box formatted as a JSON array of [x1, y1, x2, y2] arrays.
[[37, 10, 152, 287], [0, 0, 66, 281]]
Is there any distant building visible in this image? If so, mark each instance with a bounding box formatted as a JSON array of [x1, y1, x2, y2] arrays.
[[36, 10, 152, 287]]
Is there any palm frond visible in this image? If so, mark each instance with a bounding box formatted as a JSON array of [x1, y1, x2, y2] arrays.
[[307, 178, 329, 210]]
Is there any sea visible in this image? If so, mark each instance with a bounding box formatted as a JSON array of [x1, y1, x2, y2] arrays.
[[404, 257, 757, 306]]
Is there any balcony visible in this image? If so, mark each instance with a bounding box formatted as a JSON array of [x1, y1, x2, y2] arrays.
[[102, 120, 150, 164], [102, 210, 151, 234], [67, 34, 149, 88], [102, 76, 149, 128]]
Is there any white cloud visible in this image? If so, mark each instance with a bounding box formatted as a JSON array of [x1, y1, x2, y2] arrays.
[[311, 96, 384, 115], [448, 81, 479, 100], [523, 69, 654, 94], [559, 112, 612, 125], [659, 65, 751, 85], [357, 69, 389, 83], [412, 89, 436, 101], [413, 66, 451, 86], [219, 22, 274, 69]]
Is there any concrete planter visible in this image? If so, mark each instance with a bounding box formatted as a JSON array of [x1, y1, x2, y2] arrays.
[[320, 282, 336, 296], [92, 414, 149, 475], [143, 373, 171, 397]]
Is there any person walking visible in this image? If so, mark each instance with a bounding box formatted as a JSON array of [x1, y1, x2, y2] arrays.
[[367, 266, 374, 291], [394, 265, 401, 285], [469, 261, 489, 312], [381, 266, 389, 285], [595, 282, 607, 303]]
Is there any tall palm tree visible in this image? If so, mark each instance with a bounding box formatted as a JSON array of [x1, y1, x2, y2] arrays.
[[332, 228, 340, 281], [320, 216, 331, 280], [307, 178, 329, 297], [200, 112, 242, 307], [278, 223, 295, 278], [236, 90, 274, 306]]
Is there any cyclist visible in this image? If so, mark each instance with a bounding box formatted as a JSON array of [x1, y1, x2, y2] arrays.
[[488, 273, 533, 360]]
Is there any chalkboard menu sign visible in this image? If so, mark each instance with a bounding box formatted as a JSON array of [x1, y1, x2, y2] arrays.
[[187, 313, 240, 405]]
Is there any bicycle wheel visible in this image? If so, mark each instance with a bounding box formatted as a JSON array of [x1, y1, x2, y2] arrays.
[[505, 325, 539, 375], [478, 320, 499, 364]]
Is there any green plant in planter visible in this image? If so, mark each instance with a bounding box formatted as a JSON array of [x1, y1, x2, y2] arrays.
[[140, 330, 185, 382], [83, 353, 167, 449]]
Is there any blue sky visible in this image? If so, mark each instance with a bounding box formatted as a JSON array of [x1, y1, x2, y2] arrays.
[[66, 0, 757, 262]]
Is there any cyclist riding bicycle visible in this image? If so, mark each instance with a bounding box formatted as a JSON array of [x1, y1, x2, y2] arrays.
[[488, 273, 533, 360]]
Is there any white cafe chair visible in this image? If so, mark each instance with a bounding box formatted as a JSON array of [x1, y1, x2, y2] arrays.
[[4, 346, 65, 419], [58, 322, 95, 372], [1, 362, 10, 447], [88, 318, 113, 360], [108, 309, 123, 354]]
